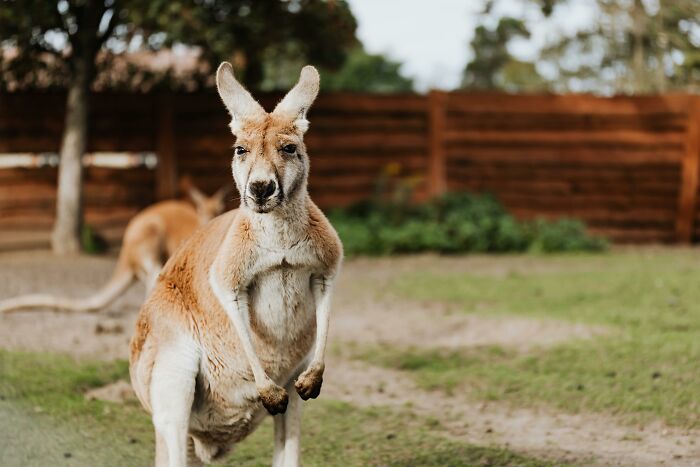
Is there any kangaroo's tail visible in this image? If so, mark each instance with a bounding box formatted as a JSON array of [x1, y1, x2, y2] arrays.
[[0, 262, 134, 314]]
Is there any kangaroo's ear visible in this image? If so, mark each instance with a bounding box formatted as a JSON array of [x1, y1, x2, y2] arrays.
[[272, 65, 320, 133], [214, 183, 233, 201], [188, 186, 206, 206], [216, 62, 265, 133]]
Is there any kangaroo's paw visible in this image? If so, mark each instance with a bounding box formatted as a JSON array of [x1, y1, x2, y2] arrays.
[[259, 383, 289, 415], [295, 364, 324, 400]]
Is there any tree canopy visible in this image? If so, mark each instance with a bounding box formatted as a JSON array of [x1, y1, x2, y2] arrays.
[[319, 47, 413, 93], [129, 0, 357, 89], [541, 0, 700, 93], [0, 0, 358, 91], [462, 0, 700, 94], [461, 16, 547, 92]]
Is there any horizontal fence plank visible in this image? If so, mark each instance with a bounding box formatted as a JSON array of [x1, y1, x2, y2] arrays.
[[445, 93, 690, 114], [445, 114, 688, 133], [444, 130, 686, 146], [446, 147, 683, 164]]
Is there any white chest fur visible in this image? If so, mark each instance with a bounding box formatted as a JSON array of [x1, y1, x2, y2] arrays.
[[196, 249, 320, 440], [246, 213, 322, 338], [248, 259, 316, 345]]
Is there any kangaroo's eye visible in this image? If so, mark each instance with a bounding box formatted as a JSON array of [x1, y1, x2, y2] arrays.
[[234, 146, 248, 156], [281, 144, 297, 154]]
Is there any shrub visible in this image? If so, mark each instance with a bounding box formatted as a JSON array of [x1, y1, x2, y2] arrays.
[[525, 218, 607, 253], [327, 192, 607, 256], [81, 224, 109, 254]]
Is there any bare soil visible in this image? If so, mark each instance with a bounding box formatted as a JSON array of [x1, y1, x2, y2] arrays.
[[0, 251, 697, 466], [323, 360, 700, 467]]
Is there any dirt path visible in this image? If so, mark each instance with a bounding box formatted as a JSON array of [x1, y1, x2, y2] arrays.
[[1, 251, 698, 466], [0, 251, 605, 358], [332, 293, 607, 352], [323, 358, 700, 467], [0, 251, 143, 360]]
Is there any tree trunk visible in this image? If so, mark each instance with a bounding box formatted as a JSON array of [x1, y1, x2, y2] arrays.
[[51, 58, 91, 254], [631, 0, 647, 93]]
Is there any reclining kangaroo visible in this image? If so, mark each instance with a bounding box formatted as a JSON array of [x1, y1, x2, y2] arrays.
[[129, 63, 342, 467], [0, 185, 227, 314]]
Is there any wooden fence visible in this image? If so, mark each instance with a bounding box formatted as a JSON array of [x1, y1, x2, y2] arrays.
[[0, 91, 699, 249], [431, 93, 700, 244]]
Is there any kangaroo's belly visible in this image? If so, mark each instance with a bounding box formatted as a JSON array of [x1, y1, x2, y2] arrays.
[[189, 266, 317, 447]]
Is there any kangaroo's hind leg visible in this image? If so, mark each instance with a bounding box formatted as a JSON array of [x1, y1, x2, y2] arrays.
[[276, 381, 302, 467], [150, 336, 201, 467], [272, 413, 286, 467]]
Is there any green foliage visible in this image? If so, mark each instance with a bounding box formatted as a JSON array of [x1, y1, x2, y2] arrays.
[[538, 0, 700, 93], [329, 192, 606, 256], [463, 0, 700, 93], [131, 0, 358, 90], [0, 0, 359, 91], [81, 224, 109, 254], [319, 47, 414, 92], [525, 219, 607, 253], [461, 14, 548, 92]]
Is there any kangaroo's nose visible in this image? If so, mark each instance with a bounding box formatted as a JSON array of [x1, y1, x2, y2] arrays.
[[249, 180, 277, 202]]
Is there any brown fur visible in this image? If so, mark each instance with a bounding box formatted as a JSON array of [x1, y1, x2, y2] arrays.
[[129, 197, 341, 455], [121, 201, 199, 275], [129, 200, 341, 369]]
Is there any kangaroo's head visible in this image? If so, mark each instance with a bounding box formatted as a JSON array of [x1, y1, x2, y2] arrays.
[[216, 62, 319, 214], [188, 184, 229, 224]]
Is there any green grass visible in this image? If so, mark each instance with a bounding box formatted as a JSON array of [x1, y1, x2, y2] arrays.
[[361, 249, 700, 428], [1, 350, 131, 417], [0, 350, 154, 466], [0, 350, 562, 467], [392, 250, 700, 330]]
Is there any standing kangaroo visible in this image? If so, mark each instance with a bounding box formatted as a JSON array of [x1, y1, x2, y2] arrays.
[[0, 185, 227, 314], [129, 63, 342, 467]]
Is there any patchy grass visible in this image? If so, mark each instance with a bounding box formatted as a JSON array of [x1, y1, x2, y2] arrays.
[[364, 249, 700, 428], [0, 350, 563, 467], [353, 338, 700, 428], [0, 350, 153, 466], [391, 249, 700, 330], [1, 350, 131, 417]]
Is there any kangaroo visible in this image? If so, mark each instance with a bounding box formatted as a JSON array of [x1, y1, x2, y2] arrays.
[[0, 184, 228, 314], [129, 63, 342, 467]]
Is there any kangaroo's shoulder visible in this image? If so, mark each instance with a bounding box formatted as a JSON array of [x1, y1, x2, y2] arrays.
[[305, 200, 343, 273], [161, 209, 241, 276]]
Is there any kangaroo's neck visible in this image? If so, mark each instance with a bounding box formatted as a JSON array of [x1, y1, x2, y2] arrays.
[[244, 192, 311, 249]]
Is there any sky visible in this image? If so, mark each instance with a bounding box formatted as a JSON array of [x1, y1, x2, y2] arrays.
[[345, 0, 598, 92]]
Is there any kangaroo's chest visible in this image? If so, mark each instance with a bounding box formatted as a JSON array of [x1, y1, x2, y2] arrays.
[[248, 263, 316, 343], [191, 262, 317, 445]]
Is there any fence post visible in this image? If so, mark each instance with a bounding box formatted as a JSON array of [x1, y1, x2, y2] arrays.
[[427, 90, 448, 197], [675, 96, 700, 243], [155, 94, 177, 200]]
